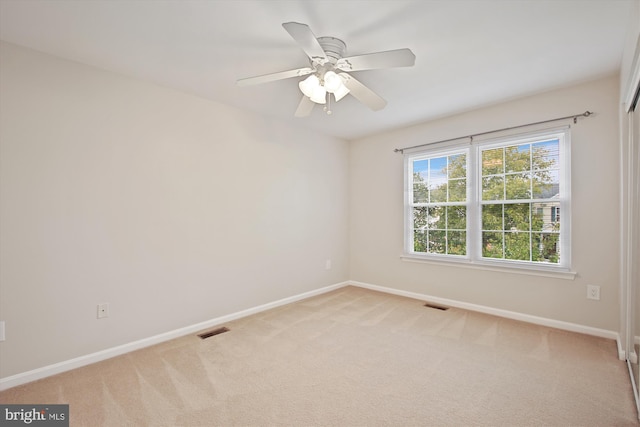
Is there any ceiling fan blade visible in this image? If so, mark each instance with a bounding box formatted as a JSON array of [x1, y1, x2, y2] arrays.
[[294, 96, 315, 117], [282, 22, 327, 63], [336, 48, 415, 72], [236, 67, 314, 86], [338, 73, 387, 111]]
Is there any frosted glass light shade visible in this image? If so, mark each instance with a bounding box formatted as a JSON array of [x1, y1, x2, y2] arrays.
[[299, 74, 326, 104], [333, 84, 350, 102], [323, 71, 342, 93], [323, 71, 349, 102], [299, 74, 320, 98], [310, 85, 327, 104]]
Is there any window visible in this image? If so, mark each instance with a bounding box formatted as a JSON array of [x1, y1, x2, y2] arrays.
[[410, 150, 468, 256], [405, 128, 570, 271]]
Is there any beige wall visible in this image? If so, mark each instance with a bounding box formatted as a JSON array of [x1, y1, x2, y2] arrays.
[[349, 75, 621, 331], [0, 42, 350, 378]]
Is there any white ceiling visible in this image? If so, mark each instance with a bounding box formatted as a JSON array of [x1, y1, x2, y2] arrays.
[[0, 0, 634, 140]]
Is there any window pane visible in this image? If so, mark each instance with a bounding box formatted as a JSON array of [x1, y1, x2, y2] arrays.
[[532, 169, 559, 199], [482, 231, 503, 258], [531, 232, 544, 262], [447, 206, 466, 230], [505, 144, 531, 173], [482, 148, 503, 175], [412, 159, 429, 203], [530, 202, 560, 232], [532, 139, 559, 170], [532, 232, 560, 264], [543, 233, 560, 263], [482, 204, 502, 230], [482, 176, 504, 200], [413, 207, 428, 229], [505, 173, 531, 199], [504, 203, 530, 231], [430, 182, 447, 203], [448, 153, 466, 179], [449, 178, 466, 202], [505, 232, 531, 261], [531, 204, 545, 232], [413, 159, 429, 175], [429, 157, 447, 204], [429, 230, 446, 254], [413, 181, 428, 203], [414, 230, 428, 253], [551, 205, 560, 228], [448, 231, 466, 255], [430, 206, 446, 230]]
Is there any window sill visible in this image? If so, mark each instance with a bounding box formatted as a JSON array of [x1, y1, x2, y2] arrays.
[[400, 254, 577, 280]]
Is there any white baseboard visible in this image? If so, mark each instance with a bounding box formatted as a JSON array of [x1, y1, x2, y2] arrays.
[[619, 337, 628, 361], [0, 281, 350, 391], [347, 280, 623, 357]]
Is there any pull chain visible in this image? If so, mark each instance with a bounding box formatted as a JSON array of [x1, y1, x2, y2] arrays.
[[324, 93, 332, 115]]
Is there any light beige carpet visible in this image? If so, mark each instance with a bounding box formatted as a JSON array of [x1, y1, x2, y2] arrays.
[[1, 286, 638, 426]]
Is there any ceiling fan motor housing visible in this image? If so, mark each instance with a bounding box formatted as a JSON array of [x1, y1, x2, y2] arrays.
[[313, 36, 347, 85], [317, 37, 346, 65]]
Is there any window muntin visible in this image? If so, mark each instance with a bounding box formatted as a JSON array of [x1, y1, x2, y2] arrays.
[[405, 129, 569, 270]]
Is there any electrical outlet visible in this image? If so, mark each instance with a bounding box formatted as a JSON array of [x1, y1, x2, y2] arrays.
[[325, 259, 332, 270], [0, 321, 5, 342], [97, 303, 109, 319], [587, 285, 600, 301]]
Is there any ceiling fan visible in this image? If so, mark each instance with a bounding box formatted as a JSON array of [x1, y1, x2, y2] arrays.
[[236, 22, 416, 117]]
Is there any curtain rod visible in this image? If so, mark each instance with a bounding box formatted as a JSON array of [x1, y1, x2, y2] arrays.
[[393, 110, 593, 153]]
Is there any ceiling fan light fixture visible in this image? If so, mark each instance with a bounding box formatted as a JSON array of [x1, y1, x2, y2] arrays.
[[333, 84, 350, 102], [299, 74, 320, 98], [309, 85, 327, 104], [323, 71, 342, 93]]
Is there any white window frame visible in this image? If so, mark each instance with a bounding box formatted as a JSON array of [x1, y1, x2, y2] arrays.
[[403, 127, 573, 279]]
